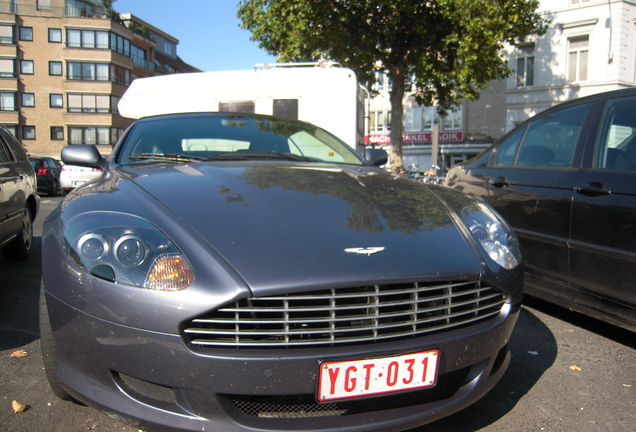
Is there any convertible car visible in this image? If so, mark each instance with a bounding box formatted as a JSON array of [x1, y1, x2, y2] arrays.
[[41, 110, 523, 432]]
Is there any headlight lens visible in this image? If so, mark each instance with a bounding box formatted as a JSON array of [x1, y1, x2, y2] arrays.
[[461, 203, 521, 270], [63, 212, 194, 290]]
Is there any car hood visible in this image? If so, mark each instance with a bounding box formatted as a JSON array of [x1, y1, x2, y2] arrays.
[[120, 162, 481, 293]]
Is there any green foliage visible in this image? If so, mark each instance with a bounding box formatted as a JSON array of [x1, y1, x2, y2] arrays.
[[238, 0, 547, 167]]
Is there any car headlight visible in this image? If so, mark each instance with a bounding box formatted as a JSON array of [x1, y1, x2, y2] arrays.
[[63, 212, 194, 290], [461, 203, 521, 270]]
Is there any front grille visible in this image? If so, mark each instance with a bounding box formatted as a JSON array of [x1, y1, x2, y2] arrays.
[[228, 367, 469, 418], [184, 280, 505, 349]]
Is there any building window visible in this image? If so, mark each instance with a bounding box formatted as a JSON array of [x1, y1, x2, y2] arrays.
[[69, 126, 121, 145], [49, 61, 62, 76], [0, 25, 13, 45], [110, 64, 131, 86], [18, 27, 33, 41], [443, 108, 463, 130], [48, 28, 62, 43], [568, 36, 589, 82], [50, 93, 63, 108], [404, 105, 461, 132], [404, 107, 423, 132], [5, 125, 17, 138], [51, 127, 64, 141], [373, 71, 392, 93], [20, 60, 34, 74], [369, 110, 391, 133], [67, 62, 130, 85], [67, 29, 110, 49], [423, 107, 442, 131], [67, 62, 108, 81], [110, 32, 131, 56], [571, 0, 591, 4], [22, 126, 36, 140], [131, 44, 148, 69], [0, 92, 16, 111], [66, 0, 93, 17], [68, 94, 112, 113], [153, 33, 176, 58], [516, 43, 535, 87], [0, 59, 14, 77], [38, 0, 52, 11], [66, 29, 132, 56], [21, 93, 35, 107]]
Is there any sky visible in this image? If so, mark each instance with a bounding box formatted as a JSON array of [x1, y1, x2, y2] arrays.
[[114, 0, 277, 72]]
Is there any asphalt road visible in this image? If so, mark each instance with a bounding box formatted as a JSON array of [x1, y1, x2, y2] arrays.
[[1, 196, 635, 432]]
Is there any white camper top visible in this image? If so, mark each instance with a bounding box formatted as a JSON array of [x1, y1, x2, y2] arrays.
[[118, 65, 362, 148]]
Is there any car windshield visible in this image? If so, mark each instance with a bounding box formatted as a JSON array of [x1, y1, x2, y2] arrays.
[[116, 113, 363, 166]]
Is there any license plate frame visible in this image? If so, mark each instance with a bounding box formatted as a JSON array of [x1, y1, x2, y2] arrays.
[[317, 350, 439, 402]]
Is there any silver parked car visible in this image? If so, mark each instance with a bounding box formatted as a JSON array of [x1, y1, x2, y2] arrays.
[[0, 125, 39, 260], [41, 112, 523, 432]]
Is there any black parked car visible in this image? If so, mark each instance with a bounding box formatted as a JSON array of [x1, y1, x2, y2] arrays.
[[0, 125, 39, 259], [447, 87, 636, 332], [41, 112, 523, 432], [30, 156, 61, 196]]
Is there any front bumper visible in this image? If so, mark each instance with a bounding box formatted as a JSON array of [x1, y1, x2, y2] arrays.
[[46, 292, 518, 432]]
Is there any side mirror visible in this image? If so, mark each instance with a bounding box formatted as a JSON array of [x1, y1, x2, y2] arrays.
[[364, 148, 388, 167], [61, 145, 105, 168]]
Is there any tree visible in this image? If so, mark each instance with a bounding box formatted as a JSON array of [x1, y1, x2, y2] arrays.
[[238, 0, 547, 169]]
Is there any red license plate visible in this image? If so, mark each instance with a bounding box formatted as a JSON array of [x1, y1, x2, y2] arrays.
[[318, 350, 439, 402]]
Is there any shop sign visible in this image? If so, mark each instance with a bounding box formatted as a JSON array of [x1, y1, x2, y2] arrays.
[[365, 132, 463, 145]]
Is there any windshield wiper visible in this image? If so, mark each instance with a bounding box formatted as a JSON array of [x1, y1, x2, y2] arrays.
[[128, 151, 318, 163], [207, 151, 317, 162], [128, 153, 209, 163]]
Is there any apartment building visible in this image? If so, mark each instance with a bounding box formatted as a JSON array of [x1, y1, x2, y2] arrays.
[[0, 0, 199, 159]]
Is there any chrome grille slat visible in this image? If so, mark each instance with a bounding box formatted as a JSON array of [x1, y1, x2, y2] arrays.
[[258, 283, 484, 301], [183, 281, 505, 349], [215, 286, 492, 312], [188, 293, 502, 327]]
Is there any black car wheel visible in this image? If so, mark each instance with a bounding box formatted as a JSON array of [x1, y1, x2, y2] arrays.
[[2, 205, 33, 260], [39, 284, 73, 401]]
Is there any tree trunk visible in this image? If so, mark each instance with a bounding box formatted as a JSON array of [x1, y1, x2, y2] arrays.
[[388, 66, 406, 170]]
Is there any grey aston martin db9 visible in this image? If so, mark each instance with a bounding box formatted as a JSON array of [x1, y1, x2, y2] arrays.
[[41, 112, 523, 432]]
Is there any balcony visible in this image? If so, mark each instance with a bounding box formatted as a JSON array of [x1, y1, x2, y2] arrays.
[[132, 56, 155, 73], [0, 1, 114, 19], [0, 1, 65, 16]]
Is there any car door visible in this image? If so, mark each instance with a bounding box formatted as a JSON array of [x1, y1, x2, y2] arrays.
[[0, 136, 17, 243], [487, 101, 596, 287], [570, 94, 636, 322]]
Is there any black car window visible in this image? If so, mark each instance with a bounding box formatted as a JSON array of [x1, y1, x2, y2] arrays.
[[494, 125, 526, 166], [514, 103, 593, 168], [0, 139, 11, 163], [594, 96, 636, 171]]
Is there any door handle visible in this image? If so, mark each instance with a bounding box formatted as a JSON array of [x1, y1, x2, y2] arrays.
[[489, 177, 509, 188], [575, 182, 611, 197]]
